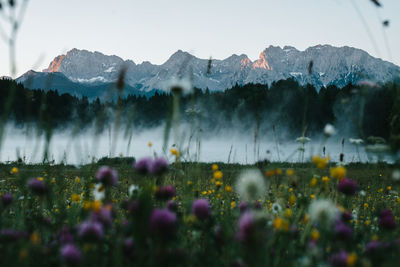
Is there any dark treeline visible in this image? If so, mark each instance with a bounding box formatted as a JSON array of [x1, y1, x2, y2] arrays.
[[0, 78, 398, 139]]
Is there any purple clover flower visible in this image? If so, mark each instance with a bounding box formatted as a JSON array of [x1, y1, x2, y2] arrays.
[[239, 202, 248, 213], [78, 220, 104, 241], [1, 229, 27, 242], [96, 166, 118, 186], [335, 222, 353, 240], [151, 157, 169, 175], [329, 250, 348, 267], [366, 240, 383, 254], [166, 200, 178, 212], [61, 244, 82, 264], [134, 157, 169, 175], [192, 199, 211, 220], [155, 185, 176, 200], [59, 226, 74, 244], [91, 206, 113, 227], [1, 193, 12, 206], [237, 212, 255, 244], [149, 209, 177, 240], [27, 178, 47, 195], [123, 238, 135, 259], [134, 157, 154, 175], [379, 209, 396, 230], [337, 178, 357, 196]]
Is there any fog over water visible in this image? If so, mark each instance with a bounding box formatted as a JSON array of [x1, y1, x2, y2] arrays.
[[0, 124, 391, 165]]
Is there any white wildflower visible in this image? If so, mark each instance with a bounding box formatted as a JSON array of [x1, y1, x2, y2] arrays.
[[128, 184, 139, 197], [308, 199, 339, 227], [359, 190, 366, 197], [93, 183, 105, 201], [235, 169, 267, 203], [323, 124, 336, 136], [165, 77, 193, 95], [349, 138, 364, 145], [271, 203, 282, 214], [392, 170, 400, 181]]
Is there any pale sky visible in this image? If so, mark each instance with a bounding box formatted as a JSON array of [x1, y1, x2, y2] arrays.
[[0, 0, 399, 77]]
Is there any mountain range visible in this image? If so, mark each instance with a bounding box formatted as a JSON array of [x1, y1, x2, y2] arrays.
[[16, 45, 400, 99]]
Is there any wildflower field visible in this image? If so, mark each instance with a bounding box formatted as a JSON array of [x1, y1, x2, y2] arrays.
[[0, 157, 399, 267]]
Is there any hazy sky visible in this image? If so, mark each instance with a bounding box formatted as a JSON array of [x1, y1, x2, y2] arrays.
[[0, 0, 399, 77]]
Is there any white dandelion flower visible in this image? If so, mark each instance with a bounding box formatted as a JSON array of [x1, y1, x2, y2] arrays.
[[323, 124, 336, 136], [128, 184, 139, 197], [308, 199, 339, 227], [235, 169, 267, 203], [271, 203, 282, 214], [392, 170, 400, 181], [165, 77, 193, 95], [93, 183, 105, 201]]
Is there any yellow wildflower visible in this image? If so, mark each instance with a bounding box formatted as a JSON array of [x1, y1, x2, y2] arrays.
[[311, 228, 320, 241], [310, 177, 317, 187], [285, 209, 292, 218], [214, 171, 223, 179], [92, 200, 102, 212], [10, 167, 18, 174], [275, 168, 282, 175], [187, 181, 192, 186], [148, 142, 152, 147], [74, 176, 81, 183], [170, 148, 179, 156], [215, 181, 223, 187], [273, 217, 283, 230], [83, 201, 92, 210], [330, 166, 346, 180], [347, 253, 357, 267], [211, 164, 218, 171], [37, 177, 44, 181], [286, 169, 294, 176], [30, 232, 40, 244], [71, 193, 81, 203], [265, 170, 275, 177], [310, 194, 315, 199], [231, 201, 236, 208], [225, 185, 233, 192], [289, 194, 296, 206]]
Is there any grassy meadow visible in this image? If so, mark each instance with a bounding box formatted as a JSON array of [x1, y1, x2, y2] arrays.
[[0, 157, 399, 266]]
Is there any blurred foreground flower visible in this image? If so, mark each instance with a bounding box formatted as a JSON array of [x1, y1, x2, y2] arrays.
[[61, 244, 82, 264], [378, 209, 396, 230], [150, 209, 178, 241], [96, 166, 117, 186], [324, 124, 336, 136], [134, 157, 169, 175], [27, 178, 47, 195], [235, 169, 266, 202], [192, 199, 211, 220], [78, 220, 104, 241], [309, 199, 339, 227], [337, 178, 357, 196]]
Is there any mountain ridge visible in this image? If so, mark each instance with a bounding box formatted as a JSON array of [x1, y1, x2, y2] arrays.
[[17, 44, 400, 98]]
